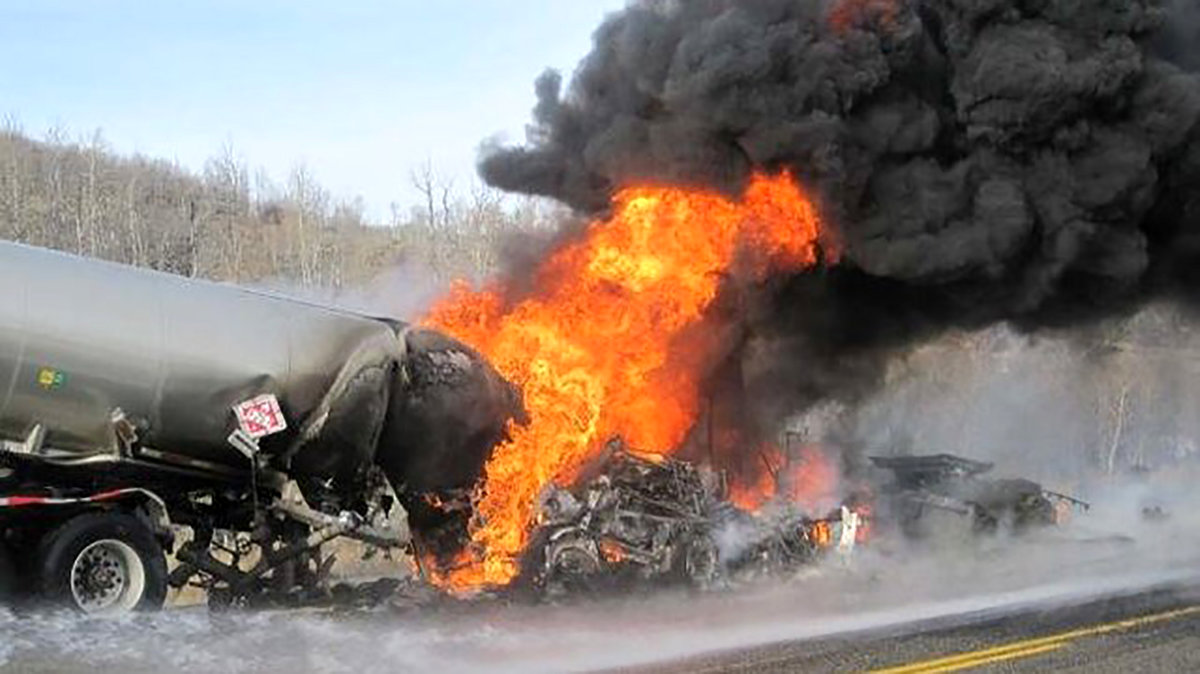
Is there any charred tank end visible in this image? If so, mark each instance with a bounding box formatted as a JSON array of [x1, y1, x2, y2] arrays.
[[285, 331, 401, 501], [375, 327, 524, 548]]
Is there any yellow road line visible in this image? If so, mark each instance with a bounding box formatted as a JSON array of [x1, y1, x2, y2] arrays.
[[915, 642, 1066, 674], [870, 604, 1200, 674], [870, 641, 1070, 674]]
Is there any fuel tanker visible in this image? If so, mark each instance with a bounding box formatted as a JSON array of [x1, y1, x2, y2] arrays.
[[0, 241, 517, 613]]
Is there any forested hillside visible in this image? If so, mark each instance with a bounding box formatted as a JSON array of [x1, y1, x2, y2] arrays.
[[0, 124, 555, 290]]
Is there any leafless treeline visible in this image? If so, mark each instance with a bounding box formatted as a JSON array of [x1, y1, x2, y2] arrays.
[[837, 305, 1200, 482], [0, 123, 557, 290]]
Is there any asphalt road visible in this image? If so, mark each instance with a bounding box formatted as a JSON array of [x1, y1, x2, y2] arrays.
[[623, 583, 1200, 673], [3, 517, 1199, 673]]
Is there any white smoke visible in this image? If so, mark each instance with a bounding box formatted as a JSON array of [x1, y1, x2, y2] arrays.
[[253, 260, 448, 322]]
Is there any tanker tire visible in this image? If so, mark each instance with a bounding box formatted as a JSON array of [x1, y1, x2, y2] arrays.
[[36, 512, 168, 614]]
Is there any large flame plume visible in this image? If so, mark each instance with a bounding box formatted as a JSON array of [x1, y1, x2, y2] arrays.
[[424, 173, 826, 590]]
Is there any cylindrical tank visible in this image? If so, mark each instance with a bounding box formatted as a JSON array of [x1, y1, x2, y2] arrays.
[[0, 241, 402, 480]]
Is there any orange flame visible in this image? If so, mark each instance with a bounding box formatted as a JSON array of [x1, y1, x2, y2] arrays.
[[855, 505, 873, 543], [726, 443, 842, 514], [598, 539, 627, 564], [779, 445, 842, 511], [727, 453, 780, 513], [424, 172, 826, 590], [811, 520, 833, 548]]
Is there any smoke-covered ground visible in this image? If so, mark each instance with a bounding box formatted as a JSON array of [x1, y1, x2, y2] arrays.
[[1, 481, 1196, 674], [4, 311, 1200, 674]]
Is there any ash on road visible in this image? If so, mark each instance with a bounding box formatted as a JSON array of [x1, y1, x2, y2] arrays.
[[3, 495, 1198, 674]]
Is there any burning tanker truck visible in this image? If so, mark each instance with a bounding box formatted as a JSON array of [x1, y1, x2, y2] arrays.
[[0, 241, 519, 614]]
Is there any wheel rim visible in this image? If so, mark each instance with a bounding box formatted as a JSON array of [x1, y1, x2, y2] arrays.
[[69, 539, 146, 614]]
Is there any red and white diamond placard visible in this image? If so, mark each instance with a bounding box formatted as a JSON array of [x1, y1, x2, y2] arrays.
[[233, 394, 288, 439]]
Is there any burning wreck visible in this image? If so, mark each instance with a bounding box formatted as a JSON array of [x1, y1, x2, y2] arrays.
[[419, 172, 830, 591], [0, 191, 1087, 612], [498, 444, 1083, 598], [492, 437, 859, 596], [411, 0, 1200, 598], [528, 441, 728, 595], [527, 438, 857, 592], [4, 0, 1196, 614]]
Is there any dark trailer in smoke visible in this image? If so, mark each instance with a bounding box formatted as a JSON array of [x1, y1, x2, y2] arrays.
[[479, 0, 1200, 432], [0, 242, 517, 613], [870, 453, 1066, 538]]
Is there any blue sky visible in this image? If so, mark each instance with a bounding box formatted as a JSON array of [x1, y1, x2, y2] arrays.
[[0, 0, 625, 218]]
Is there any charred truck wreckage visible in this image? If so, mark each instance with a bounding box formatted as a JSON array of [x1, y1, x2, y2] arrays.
[[525, 440, 855, 596], [870, 455, 1087, 538], [8, 0, 1195, 613], [0, 242, 1087, 613], [511, 446, 1090, 597]]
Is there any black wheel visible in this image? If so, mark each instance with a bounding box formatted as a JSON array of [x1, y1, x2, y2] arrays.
[[543, 531, 602, 597], [36, 511, 168, 614]]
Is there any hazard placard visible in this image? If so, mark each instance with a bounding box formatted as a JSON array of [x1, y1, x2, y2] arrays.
[[233, 394, 288, 439]]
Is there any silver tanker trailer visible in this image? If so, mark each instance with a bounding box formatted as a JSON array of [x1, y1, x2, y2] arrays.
[[0, 241, 517, 613]]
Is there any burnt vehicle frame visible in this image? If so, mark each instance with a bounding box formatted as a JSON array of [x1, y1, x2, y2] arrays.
[[524, 441, 725, 594], [870, 454, 1086, 539], [520, 440, 856, 596]]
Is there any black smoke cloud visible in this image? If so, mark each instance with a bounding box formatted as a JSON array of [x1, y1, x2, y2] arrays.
[[480, 0, 1200, 436]]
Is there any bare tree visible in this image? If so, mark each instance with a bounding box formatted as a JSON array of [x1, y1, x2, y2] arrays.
[[0, 129, 549, 307]]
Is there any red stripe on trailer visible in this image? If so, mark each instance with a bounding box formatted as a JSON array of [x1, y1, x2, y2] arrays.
[[90, 489, 130, 501], [0, 488, 143, 508], [0, 496, 50, 507]]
